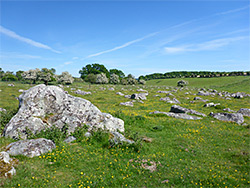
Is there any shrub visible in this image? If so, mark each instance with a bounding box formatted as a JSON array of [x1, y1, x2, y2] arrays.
[[109, 74, 120, 84], [58, 71, 74, 85], [177, 80, 188, 87], [96, 73, 109, 84]]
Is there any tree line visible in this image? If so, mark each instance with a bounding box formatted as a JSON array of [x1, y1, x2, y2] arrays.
[[138, 71, 250, 81], [0, 68, 74, 85]]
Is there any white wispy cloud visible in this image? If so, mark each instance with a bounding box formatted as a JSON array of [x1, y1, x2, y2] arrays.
[[215, 5, 249, 16], [86, 32, 159, 58], [64, 61, 73, 65], [165, 36, 248, 54], [0, 25, 61, 53], [0, 52, 41, 59]]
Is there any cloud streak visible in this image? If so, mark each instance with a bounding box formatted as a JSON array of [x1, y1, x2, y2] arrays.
[[164, 36, 248, 54], [0, 26, 61, 53], [86, 32, 159, 58]]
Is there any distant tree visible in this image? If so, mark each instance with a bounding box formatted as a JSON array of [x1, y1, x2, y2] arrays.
[[96, 73, 109, 84], [1, 73, 18, 81], [109, 69, 125, 78], [50, 68, 56, 74], [121, 78, 128, 85], [79, 64, 109, 79], [15, 70, 24, 81], [0, 68, 5, 79], [21, 68, 40, 84], [85, 73, 96, 84], [109, 74, 120, 84], [37, 68, 56, 85], [58, 71, 74, 85], [127, 77, 138, 85]]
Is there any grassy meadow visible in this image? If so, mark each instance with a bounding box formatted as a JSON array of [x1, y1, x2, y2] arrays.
[[0, 76, 249, 188]]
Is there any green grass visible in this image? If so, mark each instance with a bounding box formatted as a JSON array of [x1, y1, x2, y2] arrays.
[[0, 77, 250, 187]]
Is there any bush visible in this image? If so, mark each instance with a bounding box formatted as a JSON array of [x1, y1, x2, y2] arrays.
[[109, 74, 120, 84], [177, 80, 188, 87], [96, 73, 109, 84], [58, 72, 74, 85], [1, 74, 18, 81]]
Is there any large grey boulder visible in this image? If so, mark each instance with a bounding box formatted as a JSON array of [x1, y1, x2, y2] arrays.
[[209, 112, 244, 124], [0, 151, 17, 178], [170, 105, 206, 117], [237, 108, 250, 117], [5, 138, 55, 158], [149, 111, 202, 120], [3, 84, 124, 139]]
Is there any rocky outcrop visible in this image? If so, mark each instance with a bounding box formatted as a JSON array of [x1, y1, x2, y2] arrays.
[[237, 108, 250, 117], [3, 84, 124, 139], [149, 111, 202, 120], [131, 93, 147, 100], [74, 89, 92, 95], [170, 105, 206, 117], [209, 112, 244, 124], [0, 151, 17, 178], [5, 138, 55, 158], [120, 101, 133, 107], [203, 103, 220, 107]]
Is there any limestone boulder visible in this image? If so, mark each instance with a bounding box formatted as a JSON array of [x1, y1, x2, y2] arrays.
[[0, 151, 17, 178], [209, 112, 244, 124], [237, 108, 250, 117], [5, 138, 55, 158], [149, 111, 202, 120], [170, 105, 206, 117], [3, 84, 124, 139]]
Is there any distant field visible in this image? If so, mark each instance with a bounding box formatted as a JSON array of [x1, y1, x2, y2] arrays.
[[147, 76, 250, 93], [0, 77, 249, 187]]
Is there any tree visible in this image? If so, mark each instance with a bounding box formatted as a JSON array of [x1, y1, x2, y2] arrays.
[[1, 73, 18, 81], [16, 70, 24, 81], [109, 74, 120, 84], [79, 64, 109, 79], [58, 71, 74, 85], [96, 73, 109, 84], [0, 68, 4, 79], [84, 74, 96, 84], [37, 68, 55, 85], [21, 68, 40, 84], [127, 77, 138, 85], [121, 78, 128, 85], [109, 69, 125, 78], [139, 79, 146, 85]]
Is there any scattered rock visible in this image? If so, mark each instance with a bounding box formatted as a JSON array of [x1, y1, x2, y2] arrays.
[[142, 136, 153, 143], [18, 89, 25, 93], [5, 138, 56, 158], [0, 151, 18, 178], [197, 91, 215, 96], [203, 103, 220, 107], [0, 108, 6, 113], [193, 97, 202, 100], [3, 84, 124, 139], [160, 97, 180, 104], [120, 101, 133, 107], [110, 132, 134, 145], [108, 87, 115, 91], [149, 111, 202, 120], [7, 84, 14, 87], [131, 93, 147, 100], [75, 89, 92, 95], [223, 108, 236, 112], [63, 136, 76, 143], [137, 89, 147, 92], [84, 132, 92, 137], [157, 91, 171, 94], [170, 105, 206, 117], [124, 95, 131, 99], [232, 92, 243, 99], [237, 108, 250, 117], [116, 92, 124, 96], [209, 112, 244, 124]]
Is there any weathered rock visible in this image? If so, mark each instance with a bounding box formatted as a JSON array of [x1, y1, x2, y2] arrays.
[[116, 92, 124, 96], [170, 105, 206, 117], [209, 112, 244, 124], [203, 103, 220, 107], [8, 84, 14, 87], [149, 111, 202, 120], [232, 92, 243, 99], [197, 91, 215, 96], [124, 95, 131, 99], [110, 131, 134, 145], [131, 93, 147, 100], [0, 151, 17, 178], [223, 108, 236, 112], [157, 91, 170, 94], [237, 108, 250, 117], [75, 89, 92, 95], [193, 97, 202, 100], [137, 89, 147, 92], [120, 101, 133, 107], [84, 132, 92, 137], [160, 97, 180, 104], [63, 136, 76, 143], [5, 138, 56, 157], [0, 108, 6, 112], [108, 87, 115, 91], [18, 89, 25, 93], [3, 84, 124, 139]]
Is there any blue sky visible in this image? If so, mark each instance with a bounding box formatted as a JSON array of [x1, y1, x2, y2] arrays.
[[0, 0, 249, 78]]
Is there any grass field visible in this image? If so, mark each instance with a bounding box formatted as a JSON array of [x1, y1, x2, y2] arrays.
[[0, 76, 249, 188]]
